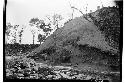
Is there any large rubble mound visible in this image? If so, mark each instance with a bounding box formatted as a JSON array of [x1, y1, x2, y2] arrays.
[[29, 7, 121, 72]]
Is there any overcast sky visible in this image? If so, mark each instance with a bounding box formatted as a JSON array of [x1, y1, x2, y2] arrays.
[[6, 0, 116, 44]]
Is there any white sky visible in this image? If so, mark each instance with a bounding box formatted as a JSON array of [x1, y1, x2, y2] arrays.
[[6, 0, 116, 44]]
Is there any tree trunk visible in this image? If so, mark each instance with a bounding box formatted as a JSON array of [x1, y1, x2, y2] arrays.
[[33, 35, 35, 44], [56, 21, 59, 29], [72, 9, 74, 19], [13, 32, 17, 44], [19, 37, 21, 44], [86, 4, 88, 18]]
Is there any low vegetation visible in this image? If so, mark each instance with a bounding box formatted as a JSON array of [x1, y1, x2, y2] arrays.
[[5, 44, 120, 81]]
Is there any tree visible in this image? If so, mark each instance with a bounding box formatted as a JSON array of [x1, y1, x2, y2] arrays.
[[18, 25, 25, 44], [46, 14, 63, 30], [85, 3, 88, 18], [38, 34, 46, 44], [6, 23, 12, 44], [12, 25, 19, 44], [6, 23, 19, 44], [30, 30, 35, 44], [18, 29, 23, 44], [29, 18, 41, 27], [99, 0, 104, 8], [39, 22, 52, 36], [69, 1, 91, 22], [52, 14, 63, 29], [29, 17, 52, 31], [69, 1, 74, 19], [29, 18, 52, 44]]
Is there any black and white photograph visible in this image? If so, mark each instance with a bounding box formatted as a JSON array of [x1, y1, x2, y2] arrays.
[[3, 0, 122, 82]]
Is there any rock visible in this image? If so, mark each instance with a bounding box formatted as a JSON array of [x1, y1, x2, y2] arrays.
[[46, 75, 55, 79], [59, 73, 72, 79], [30, 74, 38, 79], [85, 75, 93, 80], [53, 70, 60, 74], [18, 77, 24, 79], [17, 73, 24, 77], [54, 73, 62, 79], [53, 66, 72, 70], [75, 74, 86, 80], [18, 69, 24, 73]]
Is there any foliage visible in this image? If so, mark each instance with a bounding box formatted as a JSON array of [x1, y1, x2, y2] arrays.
[[89, 7, 120, 49], [18, 26, 26, 44], [6, 23, 19, 44], [52, 14, 63, 26], [5, 44, 40, 54], [29, 18, 52, 32], [29, 18, 41, 27], [6, 23, 13, 35], [46, 14, 63, 29], [38, 34, 46, 44], [29, 18, 52, 43]]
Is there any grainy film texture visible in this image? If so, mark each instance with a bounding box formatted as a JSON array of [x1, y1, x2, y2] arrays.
[[4, 0, 122, 82]]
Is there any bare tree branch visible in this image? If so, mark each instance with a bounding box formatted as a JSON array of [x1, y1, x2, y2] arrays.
[[69, 1, 74, 19], [86, 3, 88, 18], [71, 6, 91, 22], [46, 15, 52, 23], [100, 0, 104, 7], [71, 6, 84, 16]]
